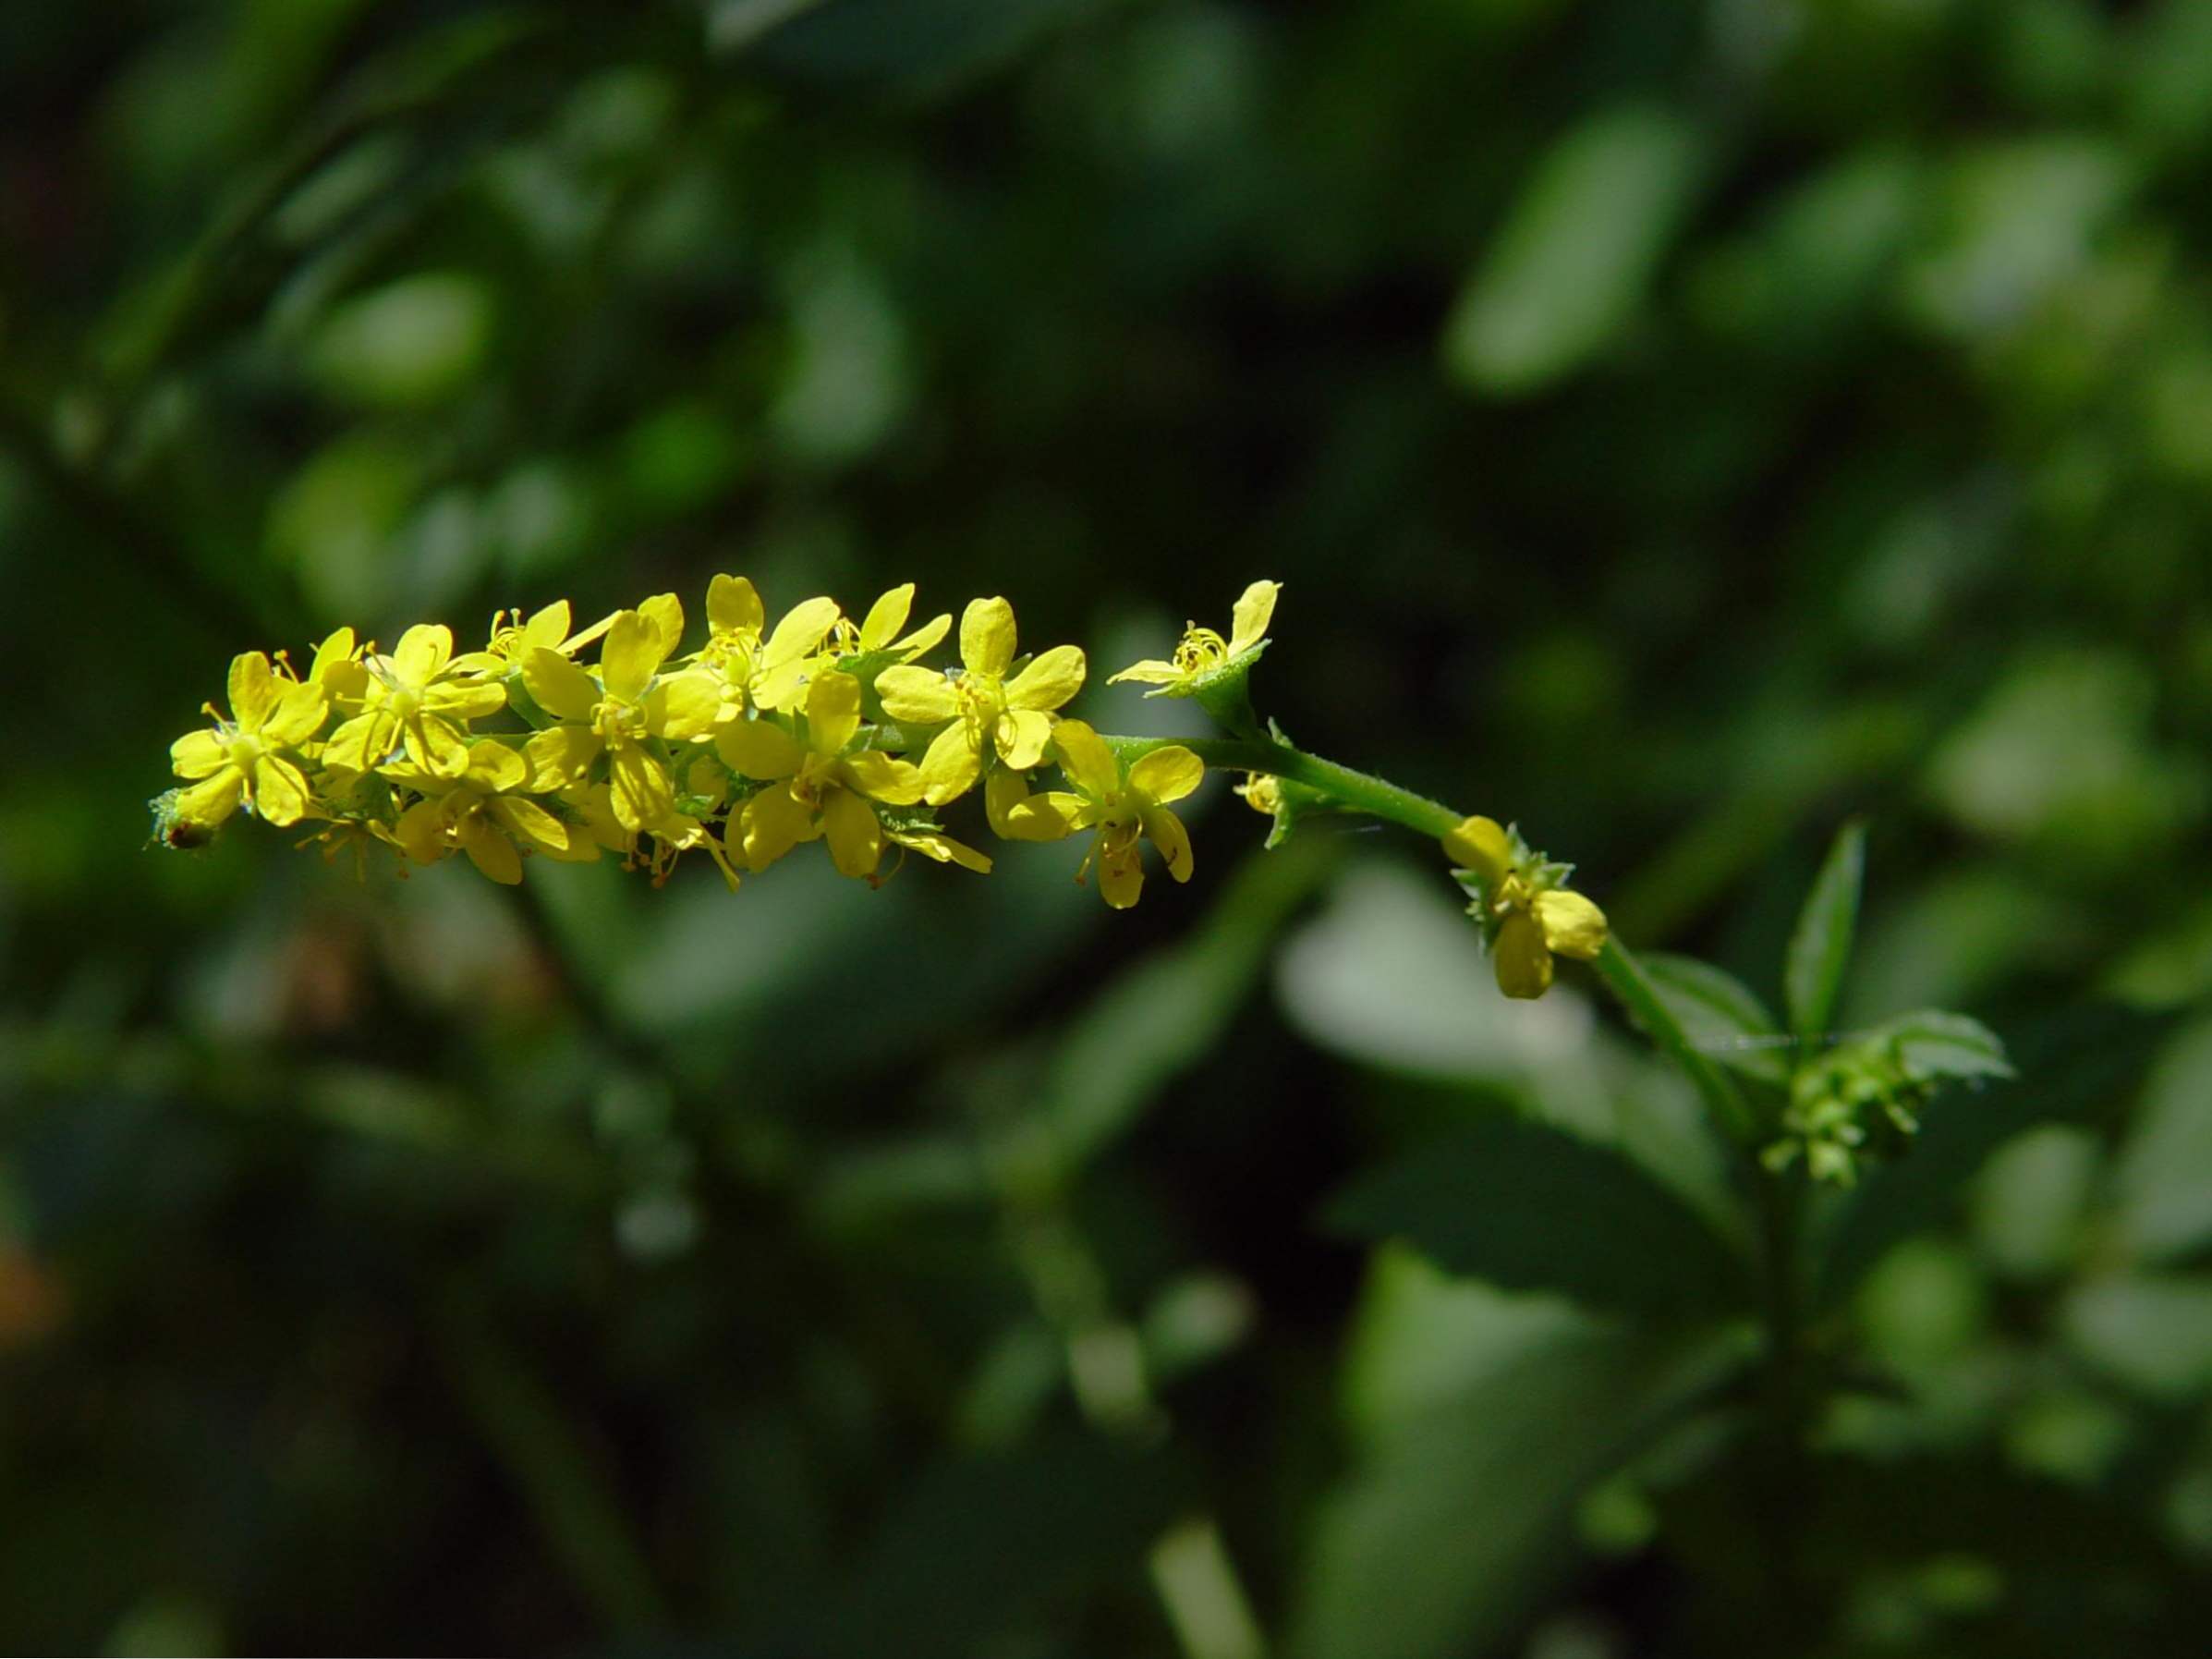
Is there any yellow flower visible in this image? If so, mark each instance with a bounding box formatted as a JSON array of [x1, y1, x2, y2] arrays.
[[719, 671, 926, 879], [1234, 773, 1282, 816], [875, 596, 1086, 805], [484, 598, 616, 666], [323, 624, 507, 781], [520, 600, 720, 834], [833, 582, 952, 664], [1003, 720, 1202, 909], [1443, 814, 1608, 1000], [389, 740, 589, 884], [1107, 579, 1279, 698], [275, 627, 372, 715], [699, 575, 842, 717], [168, 652, 330, 829]]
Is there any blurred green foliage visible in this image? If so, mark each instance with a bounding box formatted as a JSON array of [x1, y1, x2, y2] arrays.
[[5, 0, 2212, 1653]]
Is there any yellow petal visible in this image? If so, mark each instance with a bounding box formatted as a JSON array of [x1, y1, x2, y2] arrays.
[[523, 647, 601, 722], [391, 624, 452, 688], [806, 671, 862, 754], [250, 754, 310, 826], [394, 799, 449, 864], [1442, 815, 1512, 885], [1001, 790, 1087, 843], [1051, 719, 1119, 799], [985, 768, 1033, 839], [175, 769, 245, 829], [762, 596, 841, 669], [708, 573, 764, 638], [821, 787, 884, 879], [524, 726, 602, 791], [609, 741, 675, 833], [895, 612, 952, 661], [1227, 579, 1281, 656], [993, 707, 1055, 772], [524, 599, 571, 650], [1105, 658, 1181, 687], [858, 584, 914, 651], [492, 795, 571, 856], [638, 592, 685, 662], [889, 826, 992, 873], [322, 710, 393, 775], [1097, 839, 1144, 909], [877, 665, 964, 725], [845, 750, 927, 806], [309, 628, 357, 681], [646, 671, 721, 741], [1004, 644, 1086, 713], [961, 596, 1017, 678], [1534, 889, 1608, 960], [462, 821, 524, 884], [736, 782, 814, 871], [465, 739, 529, 794], [751, 656, 812, 713], [601, 609, 662, 704], [918, 721, 983, 805], [424, 678, 508, 722], [1129, 746, 1203, 805], [261, 682, 329, 747], [170, 728, 229, 780], [1144, 806, 1194, 883], [405, 714, 472, 780], [228, 652, 277, 729], [1493, 911, 1554, 999], [716, 717, 805, 780]]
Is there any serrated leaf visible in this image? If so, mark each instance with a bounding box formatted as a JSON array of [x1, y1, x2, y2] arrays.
[[1786, 819, 1867, 1042], [1326, 1116, 1753, 1321], [1638, 952, 1790, 1085], [1442, 105, 1705, 396]]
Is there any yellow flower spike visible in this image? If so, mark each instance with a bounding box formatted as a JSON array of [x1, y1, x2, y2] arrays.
[[1007, 720, 1202, 909], [722, 671, 925, 879], [876, 595, 1086, 807], [324, 624, 507, 781], [388, 739, 586, 884], [168, 652, 328, 829], [1108, 579, 1281, 698]]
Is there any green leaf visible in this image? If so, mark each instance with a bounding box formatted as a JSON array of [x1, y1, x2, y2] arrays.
[[1442, 105, 1705, 396], [1638, 951, 1790, 1086], [1812, 1006, 2172, 1311], [1326, 1115, 1753, 1321], [1862, 1007, 2014, 1083], [1291, 1250, 1746, 1659], [1785, 818, 1867, 1043]]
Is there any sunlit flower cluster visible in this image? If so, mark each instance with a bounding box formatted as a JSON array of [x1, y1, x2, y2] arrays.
[[153, 583, 1211, 908]]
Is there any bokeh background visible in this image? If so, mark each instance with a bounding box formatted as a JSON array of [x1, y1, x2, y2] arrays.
[[6, 1, 2212, 1653]]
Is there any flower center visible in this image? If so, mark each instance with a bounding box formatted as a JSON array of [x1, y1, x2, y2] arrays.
[[1170, 624, 1230, 677], [592, 698, 647, 744], [225, 734, 262, 772]]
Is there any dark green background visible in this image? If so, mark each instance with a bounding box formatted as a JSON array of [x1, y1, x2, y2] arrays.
[[5, 1, 2211, 1653]]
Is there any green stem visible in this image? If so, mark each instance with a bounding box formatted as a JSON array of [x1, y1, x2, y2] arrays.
[[1097, 732, 1760, 1150]]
